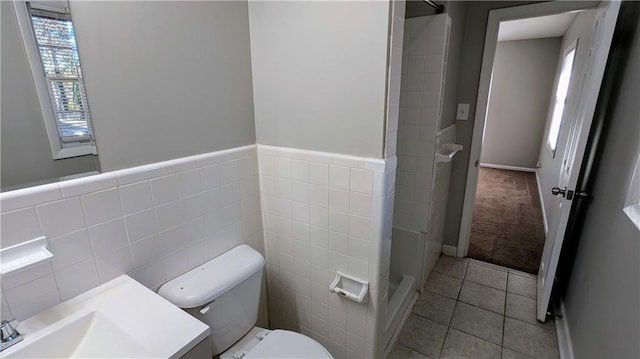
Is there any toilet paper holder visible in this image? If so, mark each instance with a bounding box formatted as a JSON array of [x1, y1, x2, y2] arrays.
[[329, 271, 369, 303]]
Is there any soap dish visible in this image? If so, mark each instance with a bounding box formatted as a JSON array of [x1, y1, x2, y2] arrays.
[[0, 236, 54, 275]]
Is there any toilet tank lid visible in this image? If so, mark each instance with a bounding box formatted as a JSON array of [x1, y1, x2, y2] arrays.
[[158, 245, 265, 308]]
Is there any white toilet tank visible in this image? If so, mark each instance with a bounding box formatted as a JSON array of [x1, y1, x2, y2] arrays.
[[158, 245, 265, 355]]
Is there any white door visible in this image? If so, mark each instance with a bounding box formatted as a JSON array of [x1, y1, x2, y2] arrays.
[[537, 0, 621, 322]]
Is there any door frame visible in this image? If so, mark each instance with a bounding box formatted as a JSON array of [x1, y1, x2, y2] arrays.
[[456, 1, 600, 258]]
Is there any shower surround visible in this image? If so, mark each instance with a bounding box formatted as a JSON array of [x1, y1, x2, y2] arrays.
[[388, 12, 456, 331]]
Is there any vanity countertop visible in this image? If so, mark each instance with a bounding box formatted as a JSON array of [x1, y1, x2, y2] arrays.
[[0, 275, 210, 358]]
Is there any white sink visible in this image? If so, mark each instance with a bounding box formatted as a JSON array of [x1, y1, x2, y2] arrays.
[[0, 276, 209, 359], [3, 311, 145, 358]]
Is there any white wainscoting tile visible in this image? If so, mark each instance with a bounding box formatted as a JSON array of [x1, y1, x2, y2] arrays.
[[329, 189, 349, 213], [161, 156, 197, 175], [350, 169, 374, 194], [119, 181, 154, 215], [81, 188, 122, 226], [36, 197, 86, 238], [54, 259, 100, 301], [4, 274, 59, 320], [0, 262, 52, 290], [115, 164, 163, 186], [95, 246, 133, 282], [155, 201, 182, 232], [292, 182, 310, 203], [1, 207, 42, 247], [0, 183, 62, 212], [48, 229, 93, 271], [178, 169, 201, 197], [88, 218, 128, 257], [130, 235, 161, 267], [59, 173, 118, 198], [124, 208, 158, 243], [200, 164, 221, 190], [350, 193, 373, 218], [291, 160, 309, 182], [149, 175, 180, 205], [273, 158, 291, 180], [309, 163, 329, 186], [329, 165, 350, 190], [133, 260, 166, 289]]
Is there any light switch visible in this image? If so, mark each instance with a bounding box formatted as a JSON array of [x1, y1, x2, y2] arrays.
[[456, 103, 470, 120]]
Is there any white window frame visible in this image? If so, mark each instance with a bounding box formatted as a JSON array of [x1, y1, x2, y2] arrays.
[[623, 152, 640, 232], [13, 0, 96, 159], [547, 39, 579, 157]]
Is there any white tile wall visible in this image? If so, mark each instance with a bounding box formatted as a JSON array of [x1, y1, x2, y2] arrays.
[[0, 142, 399, 358], [395, 14, 451, 232], [258, 145, 395, 359], [422, 124, 457, 282], [0, 145, 263, 321]]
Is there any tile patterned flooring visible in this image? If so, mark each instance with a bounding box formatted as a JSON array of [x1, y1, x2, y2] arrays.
[[389, 256, 560, 359]]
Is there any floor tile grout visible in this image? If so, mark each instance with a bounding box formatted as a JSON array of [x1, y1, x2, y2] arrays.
[[391, 256, 559, 359]]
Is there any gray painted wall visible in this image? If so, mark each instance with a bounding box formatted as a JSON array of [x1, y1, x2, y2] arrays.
[[1, 1, 99, 191], [248, 1, 390, 158], [537, 10, 597, 231], [481, 38, 561, 168], [69, 1, 256, 172], [564, 8, 640, 356], [442, 1, 542, 247]]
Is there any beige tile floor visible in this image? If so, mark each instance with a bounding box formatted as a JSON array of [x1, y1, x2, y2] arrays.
[[389, 256, 560, 359]]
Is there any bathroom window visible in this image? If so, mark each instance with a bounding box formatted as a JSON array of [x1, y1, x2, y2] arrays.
[[623, 153, 640, 232], [547, 41, 578, 156], [15, 1, 96, 159]]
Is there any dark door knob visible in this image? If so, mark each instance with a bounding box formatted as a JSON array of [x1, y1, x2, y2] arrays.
[[551, 187, 567, 197]]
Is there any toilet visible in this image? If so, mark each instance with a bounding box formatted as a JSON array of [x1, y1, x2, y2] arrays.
[[158, 245, 333, 359]]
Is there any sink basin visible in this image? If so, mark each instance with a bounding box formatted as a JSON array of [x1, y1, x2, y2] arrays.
[[0, 275, 209, 359], [3, 311, 146, 358]]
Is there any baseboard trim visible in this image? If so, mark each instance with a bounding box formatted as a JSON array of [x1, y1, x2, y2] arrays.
[[554, 300, 575, 359], [442, 245, 458, 257], [535, 170, 549, 234], [480, 163, 536, 172]]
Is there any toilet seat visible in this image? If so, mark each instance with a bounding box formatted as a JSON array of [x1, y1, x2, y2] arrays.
[[244, 330, 332, 359]]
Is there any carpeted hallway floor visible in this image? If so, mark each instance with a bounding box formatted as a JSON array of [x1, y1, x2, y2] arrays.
[[468, 168, 546, 274]]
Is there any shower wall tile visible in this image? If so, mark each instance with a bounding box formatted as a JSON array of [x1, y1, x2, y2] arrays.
[[423, 124, 457, 283], [0, 145, 263, 321], [258, 145, 395, 358], [395, 14, 451, 234]]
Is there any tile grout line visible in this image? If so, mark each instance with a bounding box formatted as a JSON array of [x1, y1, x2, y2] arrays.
[[437, 325, 451, 359], [394, 257, 557, 359]]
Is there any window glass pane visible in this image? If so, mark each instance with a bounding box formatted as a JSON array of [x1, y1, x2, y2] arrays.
[[58, 111, 91, 139], [30, 11, 93, 145], [48, 80, 87, 112], [31, 16, 76, 48], [39, 47, 80, 78], [547, 48, 576, 152]]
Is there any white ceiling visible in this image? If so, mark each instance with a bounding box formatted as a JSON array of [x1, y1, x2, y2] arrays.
[[498, 12, 579, 42]]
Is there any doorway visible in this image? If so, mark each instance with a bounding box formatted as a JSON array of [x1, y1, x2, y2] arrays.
[[457, 0, 620, 321], [467, 24, 568, 273]]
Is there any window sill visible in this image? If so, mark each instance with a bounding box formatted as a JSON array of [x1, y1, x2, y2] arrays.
[[54, 145, 97, 160]]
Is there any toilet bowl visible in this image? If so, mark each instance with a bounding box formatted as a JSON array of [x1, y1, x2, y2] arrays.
[[220, 327, 332, 359], [158, 245, 333, 359]]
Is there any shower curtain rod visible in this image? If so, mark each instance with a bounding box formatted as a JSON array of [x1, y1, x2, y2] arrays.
[[423, 0, 445, 14]]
